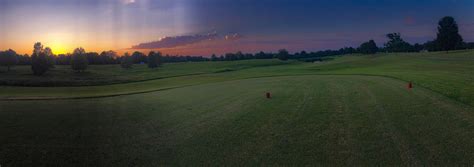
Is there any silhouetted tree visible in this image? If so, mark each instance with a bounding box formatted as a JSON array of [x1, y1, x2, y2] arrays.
[[31, 42, 50, 75], [342, 47, 356, 54], [100, 50, 119, 64], [244, 53, 254, 59], [0, 49, 18, 71], [71, 47, 88, 72], [297, 51, 308, 59], [256, 51, 274, 59], [44, 47, 55, 68], [277, 49, 290, 61], [56, 54, 71, 65], [121, 52, 133, 69], [225, 53, 236, 61], [465, 42, 474, 49], [235, 51, 244, 60], [358, 40, 378, 54], [211, 54, 218, 61], [132, 51, 147, 64], [413, 43, 424, 52], [85, 52, 100, 64], [17, 54, 31, 65], [147, 51, 162, 68], [384, 33, 413, 52], [423, 40, 439, 51], [161, 55, 209, 63], [436, 16, 464, 51], [255, 51, 266, 59]]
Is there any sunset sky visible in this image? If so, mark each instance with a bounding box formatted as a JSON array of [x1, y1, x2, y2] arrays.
[[0, 0, 473, 56]]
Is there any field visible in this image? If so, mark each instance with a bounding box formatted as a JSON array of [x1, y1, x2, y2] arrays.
[[0, 60, 290, 86], [1, 50, 474, 166]]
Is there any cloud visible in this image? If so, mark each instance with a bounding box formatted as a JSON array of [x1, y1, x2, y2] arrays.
[[132, 32, 243, 49], [122, 0, 136, 4], [225, 33, 243, 41]]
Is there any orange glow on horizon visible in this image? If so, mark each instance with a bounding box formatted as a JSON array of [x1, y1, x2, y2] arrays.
[[2, 35, 286, 57], [0, 30, 136, 55], [48, 42, 71, 55]]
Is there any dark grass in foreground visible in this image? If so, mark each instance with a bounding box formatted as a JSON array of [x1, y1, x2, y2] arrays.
[[1, 75, 473, 166]]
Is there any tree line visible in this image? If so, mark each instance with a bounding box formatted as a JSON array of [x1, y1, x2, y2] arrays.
[[0, 16, 473, 75], [356, 16, 470, 54]]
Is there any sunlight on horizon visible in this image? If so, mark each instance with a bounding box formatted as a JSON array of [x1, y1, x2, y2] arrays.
[[48, 42, 71, 55], [41, 33, 75, 55]]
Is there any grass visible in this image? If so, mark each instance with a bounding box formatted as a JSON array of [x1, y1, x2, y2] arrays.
[[309, 50, 474, 106], [1, 50, 474, 165], [2, 50, 474, 106], [1, 75, 473, 166], [0, 59, 291, 86]]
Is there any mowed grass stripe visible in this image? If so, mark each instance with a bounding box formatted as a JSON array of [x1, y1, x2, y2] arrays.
[[1, 75, 473, 166]]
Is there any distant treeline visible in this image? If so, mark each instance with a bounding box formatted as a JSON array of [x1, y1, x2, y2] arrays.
[[0, 16, 472, 75], [9, 39, 474, 66], [10, 51, 211, 66]]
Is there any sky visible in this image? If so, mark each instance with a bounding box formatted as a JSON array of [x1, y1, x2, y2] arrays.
[[0, 0, 473, 56]]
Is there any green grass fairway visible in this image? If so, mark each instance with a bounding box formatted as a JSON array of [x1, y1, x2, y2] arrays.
[[1, 75, 473, 166], [310, 50, 474, 106], [1, 51, 474, 166], [2, 50, 474, 106]]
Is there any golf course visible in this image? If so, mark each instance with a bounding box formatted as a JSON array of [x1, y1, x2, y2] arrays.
[[1, 50, 473, 166]]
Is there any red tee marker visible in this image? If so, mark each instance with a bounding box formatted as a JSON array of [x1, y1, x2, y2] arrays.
[[408, 82, 413, 89], [266, 92, 272, 99]]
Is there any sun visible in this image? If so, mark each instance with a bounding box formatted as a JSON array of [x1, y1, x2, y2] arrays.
[[47, 38, 72, 55], [42, 32, 74, 55], [47, 40, 71, 55]]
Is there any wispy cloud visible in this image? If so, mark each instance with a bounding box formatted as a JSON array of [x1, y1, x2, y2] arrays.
[[131, 32, 243, 49], [224, 33, 243, 41], [123, 0, 136, 5]]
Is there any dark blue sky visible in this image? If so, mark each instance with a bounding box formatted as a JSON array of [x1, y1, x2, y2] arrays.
[[190, 0, 474, 44], [0, 0, 473, 55]]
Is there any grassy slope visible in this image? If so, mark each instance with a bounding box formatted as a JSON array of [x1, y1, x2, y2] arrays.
[[0, 59, 290, 86], [1, 50, 473, 106], [0, 60, 304, 99], [1, 75, 473, 166], [1, 51, 474, 165], [310, 50, 474, 106]]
